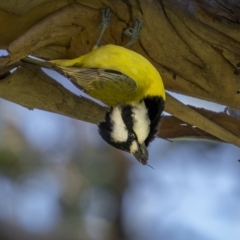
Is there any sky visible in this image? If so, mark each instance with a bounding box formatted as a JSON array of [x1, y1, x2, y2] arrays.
[[0, 53, 240, 240]]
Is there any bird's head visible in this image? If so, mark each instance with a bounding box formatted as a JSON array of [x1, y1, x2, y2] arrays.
[[98, 97, 165, 165]]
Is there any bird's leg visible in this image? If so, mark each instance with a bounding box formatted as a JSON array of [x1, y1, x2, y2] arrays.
[[94, 8, 112, 48], [123, 17, 143, 48]]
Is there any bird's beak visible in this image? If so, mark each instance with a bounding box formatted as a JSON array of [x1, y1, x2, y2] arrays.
[[133, 143, 149, 165]]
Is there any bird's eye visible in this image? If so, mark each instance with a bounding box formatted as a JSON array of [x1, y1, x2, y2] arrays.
[[128, 133, 135, 142]]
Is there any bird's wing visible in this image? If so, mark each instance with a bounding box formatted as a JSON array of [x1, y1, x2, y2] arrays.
[[58, 67, 138, 105]]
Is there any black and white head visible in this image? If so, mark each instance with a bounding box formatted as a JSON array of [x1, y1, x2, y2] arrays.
[[98, 97, 165, 165]]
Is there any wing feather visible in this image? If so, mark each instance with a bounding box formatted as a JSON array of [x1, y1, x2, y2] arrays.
[[58, 67, 138, 105]]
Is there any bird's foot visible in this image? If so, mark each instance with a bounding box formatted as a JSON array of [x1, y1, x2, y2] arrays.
[[94, 8, 112, 48], [123, 17, 143, 48]]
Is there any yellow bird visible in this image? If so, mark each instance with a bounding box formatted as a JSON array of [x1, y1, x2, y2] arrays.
[[22, 8, 165, 165]]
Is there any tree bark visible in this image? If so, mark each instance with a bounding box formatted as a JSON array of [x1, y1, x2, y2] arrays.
[[1, 0, 240, 146]]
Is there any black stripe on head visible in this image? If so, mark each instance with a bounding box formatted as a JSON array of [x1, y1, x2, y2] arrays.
[[121, 105, 134, 132], [144, 96, 165, 146], [98, 108, 113, 143]]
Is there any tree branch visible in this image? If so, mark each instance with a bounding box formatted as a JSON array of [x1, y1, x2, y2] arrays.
[[0, 64, 106, 124], [1, 0, 240, 147]]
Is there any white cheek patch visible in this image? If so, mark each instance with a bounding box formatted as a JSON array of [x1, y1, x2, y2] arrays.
[[110, 107, 128, 142], [132, 102, 150, 143], [129, 140, 138, 153]]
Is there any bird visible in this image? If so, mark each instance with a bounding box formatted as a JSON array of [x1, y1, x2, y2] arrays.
[[22, 8, 165, 165]]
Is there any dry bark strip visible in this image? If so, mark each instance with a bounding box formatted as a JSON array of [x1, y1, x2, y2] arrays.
[[0, 64, 106, 124], [159, 105, 240, 142], [165, 93, 240, 147]]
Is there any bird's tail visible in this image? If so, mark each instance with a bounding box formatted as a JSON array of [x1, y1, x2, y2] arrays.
[[21, 57, 54, 69]]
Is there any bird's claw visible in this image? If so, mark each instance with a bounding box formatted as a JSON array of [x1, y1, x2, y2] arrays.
[[98, 8, 111, 29], [124, 17, 143, 47], [95, 8, 112, 48]]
